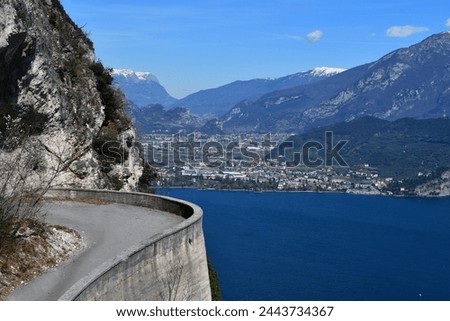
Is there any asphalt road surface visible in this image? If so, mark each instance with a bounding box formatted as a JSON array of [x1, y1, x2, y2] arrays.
[[6, 200, 183, 300]]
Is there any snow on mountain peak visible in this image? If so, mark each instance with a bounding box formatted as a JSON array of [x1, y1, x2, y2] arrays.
[[112, 69, 159, 83], [310, 66, 346, 76]]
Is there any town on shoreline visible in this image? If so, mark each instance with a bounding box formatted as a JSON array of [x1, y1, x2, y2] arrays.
[[139, 133, 445, 197]]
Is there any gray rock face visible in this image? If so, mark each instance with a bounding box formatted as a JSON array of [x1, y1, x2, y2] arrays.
[[415, 171, 450, 197], [0, 0, 142, 190]]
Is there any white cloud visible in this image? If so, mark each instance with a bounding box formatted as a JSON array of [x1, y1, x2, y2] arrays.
[[306, 30, 323, 43], [386, 25, 429, 38], [446, 18, 450, 27]]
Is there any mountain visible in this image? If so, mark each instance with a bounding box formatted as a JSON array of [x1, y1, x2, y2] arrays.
[[218, 32, 450, 134], [0, 0, 143, 190], [112, 69, 177, 107], [132, 104, 201, 134], [130, 67, 344, 134], [277, 116, 450, 180], [172, 67, 345, 117]]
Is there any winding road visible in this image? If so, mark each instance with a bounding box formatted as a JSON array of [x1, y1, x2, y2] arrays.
[[6, 200, 184, 301]]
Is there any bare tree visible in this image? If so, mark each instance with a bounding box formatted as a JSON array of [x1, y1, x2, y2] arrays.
[[0, 118, 65, 238], [159, 257, 184, 301], [158, 256, 193, 301]]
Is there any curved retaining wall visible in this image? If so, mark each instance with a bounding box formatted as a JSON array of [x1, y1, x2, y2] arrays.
[[46, 188, 212, 301]]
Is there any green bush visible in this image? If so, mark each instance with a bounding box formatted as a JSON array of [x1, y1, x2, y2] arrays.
[[90, 61, 127, 126], [138, 162, 158, 191], [208, 258, 222, 301], [93, 122, 129, 172]]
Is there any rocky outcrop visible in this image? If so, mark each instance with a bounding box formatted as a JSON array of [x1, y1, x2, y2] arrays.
[[415, 171, 450, 197], [0, 0, 142, 190]]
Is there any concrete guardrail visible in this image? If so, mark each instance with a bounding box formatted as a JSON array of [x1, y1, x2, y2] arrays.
[[45, 188, 212, 301]]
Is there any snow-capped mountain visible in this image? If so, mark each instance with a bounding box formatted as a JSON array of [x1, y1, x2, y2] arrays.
[[124, 67, 345, 134], [112, 69, 178, 107], [170, 67, 345, 117], [113, 69, 159, 82], [214, 32, 450, 134], [310, 67, 346, 77]]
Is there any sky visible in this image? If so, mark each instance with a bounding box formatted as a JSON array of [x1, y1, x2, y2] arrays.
[[60, 0, 450, 99]]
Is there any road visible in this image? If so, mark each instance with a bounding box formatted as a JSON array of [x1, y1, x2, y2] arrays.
[[6, 200, 184, 300]]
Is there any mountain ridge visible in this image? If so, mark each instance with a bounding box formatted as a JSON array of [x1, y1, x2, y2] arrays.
[[112, 67, 344, 114], [216, 32, 450, 134], [277, 116, 450, 195], [170, 67, 345, 116], [112, 68, 177, 107], [117, 67, 345, 134]]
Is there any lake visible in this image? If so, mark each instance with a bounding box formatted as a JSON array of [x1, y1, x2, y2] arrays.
[[157, 189, 450, 300]]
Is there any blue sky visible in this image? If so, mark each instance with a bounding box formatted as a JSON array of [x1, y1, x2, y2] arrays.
[[60, 0, 449, 98]]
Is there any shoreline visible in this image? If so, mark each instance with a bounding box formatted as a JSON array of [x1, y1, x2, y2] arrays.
[[154, 185, 450, 199]]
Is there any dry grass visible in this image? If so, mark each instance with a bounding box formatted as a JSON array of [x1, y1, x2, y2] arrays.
[[0, 221, 83, 300]]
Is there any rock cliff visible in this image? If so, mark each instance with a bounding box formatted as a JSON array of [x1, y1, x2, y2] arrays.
[[415, 171, 450, 197], [0, 0, 142, 190]]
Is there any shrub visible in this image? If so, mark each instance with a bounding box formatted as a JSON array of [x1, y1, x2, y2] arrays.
[[90, 61, 122, 124], [138, 162, 158, 192], [0, 132, 56, 238], [93, 121, 129, 172]]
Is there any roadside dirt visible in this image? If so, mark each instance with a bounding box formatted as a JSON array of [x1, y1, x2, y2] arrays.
[[0, 221, 83, 300]]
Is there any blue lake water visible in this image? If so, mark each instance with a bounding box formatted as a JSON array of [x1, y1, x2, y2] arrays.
[[157, 189, 450, 301]]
